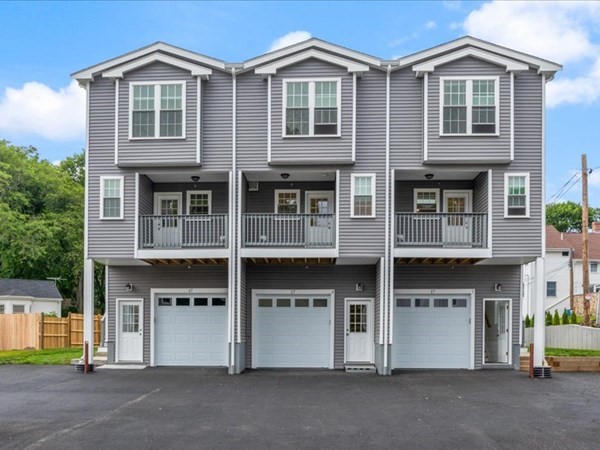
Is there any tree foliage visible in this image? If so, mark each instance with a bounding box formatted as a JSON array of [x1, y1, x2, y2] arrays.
[[546, 201, 600, 232], [0, 141, 103, 314]]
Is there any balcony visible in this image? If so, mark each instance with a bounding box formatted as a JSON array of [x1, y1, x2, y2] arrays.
[[243, 213, 335, 248], [396, 213, 487, 248], [138, 214, 229, 260]]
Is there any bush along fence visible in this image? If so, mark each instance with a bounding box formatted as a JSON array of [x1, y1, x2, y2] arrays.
[[0, 313, 101, 351]]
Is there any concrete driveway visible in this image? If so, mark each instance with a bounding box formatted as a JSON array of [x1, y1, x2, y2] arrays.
[[0, 366, 598, 449]]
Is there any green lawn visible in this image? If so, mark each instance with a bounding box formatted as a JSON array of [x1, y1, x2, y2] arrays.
[[546, 348, 600, 357], [0, 348, 83, 365]]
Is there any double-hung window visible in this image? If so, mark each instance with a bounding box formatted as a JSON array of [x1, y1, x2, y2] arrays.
[[505, 173, 529, 218], [100, 176, 124, 219], [546, 281, 557, 297], [591, 262, 598, 273], [131, 82, 185, 139], [414, 189, 440, 213], [275, 190, 300, 214], [441, 77, 498, 135], [284, 79, 340, 136], [186, 191, 211, 215], [351, 174, 376, 218]]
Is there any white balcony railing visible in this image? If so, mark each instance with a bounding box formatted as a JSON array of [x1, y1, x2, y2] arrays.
[[139, 214, 228, 249], [243, 213, 335, 248], [395, 213, 488, 248]]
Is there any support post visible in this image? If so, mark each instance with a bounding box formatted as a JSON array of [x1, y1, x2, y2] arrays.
[[533, 256, 545, 366], [83, 258, 95, 363]]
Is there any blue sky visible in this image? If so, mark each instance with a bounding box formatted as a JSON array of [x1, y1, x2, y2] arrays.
[[0, 1, 598, 204]]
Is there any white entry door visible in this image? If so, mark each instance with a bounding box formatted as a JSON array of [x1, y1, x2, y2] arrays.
[[305, 191, 334, 246], [118, 299, 143, 362], [345, 299, 373, 363], [484, 299, 511, 364], [443, 191, 472, 247], [153, 193, 182, 248]]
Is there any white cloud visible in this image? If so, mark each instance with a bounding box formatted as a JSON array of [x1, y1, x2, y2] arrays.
[[268, 31, 312, 52], [461, 1, 600, 107], [0, 80, 85, 141], [443, 1, 462, 11], [425, 20, 437, 30]]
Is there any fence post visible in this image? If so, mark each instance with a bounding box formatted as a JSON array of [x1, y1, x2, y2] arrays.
[[40, 313, 45, 350], [68, 312, 72, 348]]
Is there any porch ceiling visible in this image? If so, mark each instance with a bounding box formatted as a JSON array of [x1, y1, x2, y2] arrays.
[[142, 258, 228, 266], [395, 257, 482, 265], [394, 170, 481, 181], [244, 171, 336, 182], [144, 171, 229, 183], [245, 257, 336, 265]]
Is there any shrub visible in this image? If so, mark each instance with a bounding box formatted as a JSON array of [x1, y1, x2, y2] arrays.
[[525, 314, 531, 328], [561, 309, 570, 325], [531, 315, 535, 327], [545, 311, 553, 326], [552, 310, 561, 326], [570, 311, 578, 324]]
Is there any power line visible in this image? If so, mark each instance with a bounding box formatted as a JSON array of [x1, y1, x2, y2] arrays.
[[547, 172, 581, 203]]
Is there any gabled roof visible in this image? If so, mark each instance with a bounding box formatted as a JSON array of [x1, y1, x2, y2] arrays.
[[102, 52, 213, 79], [254, 48, 370, 75], [546, 225, 600, 260], [397, 36, 562, 79], [0, 279, 62, 299], [72, 42, 227, 81], [243, 37, 382, 71]]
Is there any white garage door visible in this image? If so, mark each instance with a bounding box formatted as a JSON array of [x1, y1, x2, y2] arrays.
[[155, 294, 227, 366], [253, 294, 332, 368], [393, 295, 471, 369]]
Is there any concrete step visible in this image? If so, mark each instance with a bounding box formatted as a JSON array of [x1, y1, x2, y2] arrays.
[[345, 364, 377, 374]]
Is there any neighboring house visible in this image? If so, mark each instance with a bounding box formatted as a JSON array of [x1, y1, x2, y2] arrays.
[[73, 36, 560, 374], [0, 279, 62, 315], [523, 224, 600, 315]]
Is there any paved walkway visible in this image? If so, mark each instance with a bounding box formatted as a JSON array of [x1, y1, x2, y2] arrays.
[[1, 366, 598, 449]]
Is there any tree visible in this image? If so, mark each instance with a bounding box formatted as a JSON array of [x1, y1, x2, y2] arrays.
[[546, 201, 600, 232], [570, 311, 578, 324], [561, 308, 569, 325], [552, 310, 561, 326], [545, 311, 553, 326], [0, 141, 104, 314]]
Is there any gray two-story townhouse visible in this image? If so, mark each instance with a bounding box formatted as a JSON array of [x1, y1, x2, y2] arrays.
[[73, 36, 560, 375]]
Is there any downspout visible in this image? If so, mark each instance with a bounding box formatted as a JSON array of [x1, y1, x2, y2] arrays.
[[383, 64, 391, 374], [229, 67, 237, 373]]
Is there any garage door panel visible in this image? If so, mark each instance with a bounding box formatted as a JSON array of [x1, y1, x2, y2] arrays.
[[254, 294, 331, 368], [393, 295, 470, 369], [155, 294, 227, 367]]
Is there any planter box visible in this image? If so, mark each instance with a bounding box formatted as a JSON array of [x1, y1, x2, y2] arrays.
[[546, 357, 600, 372]]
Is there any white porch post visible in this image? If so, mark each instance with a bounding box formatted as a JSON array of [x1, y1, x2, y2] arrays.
[[533, 256, 545, 366], [83, 258, 95, 363]]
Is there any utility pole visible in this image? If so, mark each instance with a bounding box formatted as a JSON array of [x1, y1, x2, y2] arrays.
[[569, 249, 574, 311], [582, 154, 590, 326]]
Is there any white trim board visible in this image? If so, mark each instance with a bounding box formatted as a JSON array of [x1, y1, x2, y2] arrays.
[[103, 52, 212, 79]]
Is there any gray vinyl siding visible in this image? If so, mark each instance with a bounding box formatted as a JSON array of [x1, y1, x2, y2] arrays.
[[427, 57, 511, 163], [390, 67, 423, 168], [152, 182, 229, 214], [237, 72, 268, 170], [270, 59, 353, 164], [244, 264, 376, 369], [201, 70, 233, 170], [117, 62, 198, 167], [88, 76, 135, 258], [339, 69, 387, 257], [245, 181, 335, 213], [394, 180, 474, 212], [492, 69, 543, 258], [393, 264, 521, 369], [107, 265, 228, 365], [139, 176, 153, 215], [473, 172, 488, 213]]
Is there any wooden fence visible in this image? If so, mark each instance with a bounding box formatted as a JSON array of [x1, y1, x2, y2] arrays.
[[524, 324, 600, 350], [0, 313, 101, 351]]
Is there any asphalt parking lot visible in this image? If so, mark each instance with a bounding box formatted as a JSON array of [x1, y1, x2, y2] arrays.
[[0, 366, 599, 449]]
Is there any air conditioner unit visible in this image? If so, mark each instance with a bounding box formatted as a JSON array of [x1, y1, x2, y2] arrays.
[[248, 181, 259, 191]]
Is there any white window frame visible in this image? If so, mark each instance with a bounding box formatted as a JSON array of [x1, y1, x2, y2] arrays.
[[274, 189, 301, 214], [504, 172, 530, 218], [186, 190, 212, 215], [439, 76, 500, 137], [129, 80, 187, 140], [350, 173, 376, 218], [100, 175, 124, 220], [282, 78, 342, 138], [413, 188, 440, 213]]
